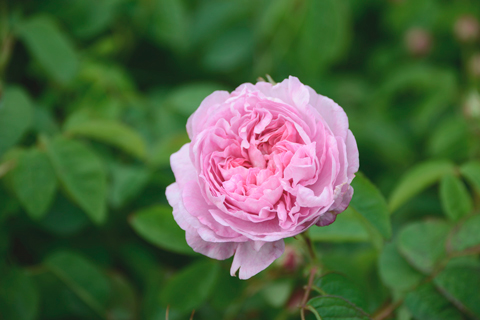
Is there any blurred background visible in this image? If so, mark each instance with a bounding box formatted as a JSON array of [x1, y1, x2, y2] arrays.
[[1, 0, 480, 319]]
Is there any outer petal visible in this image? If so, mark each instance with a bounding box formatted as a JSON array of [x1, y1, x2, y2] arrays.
[[170, 143, 197, 188], [186, 231, 236, 260], [230, 240, 285, 279]]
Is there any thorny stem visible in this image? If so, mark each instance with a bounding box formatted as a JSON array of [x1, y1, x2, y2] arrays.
[[300, 266, 318, 320], [300, 232, 317, 263], [372, 299, 403, 320]]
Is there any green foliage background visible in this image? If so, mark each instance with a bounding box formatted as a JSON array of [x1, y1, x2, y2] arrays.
[[1, 0, 480, 319]]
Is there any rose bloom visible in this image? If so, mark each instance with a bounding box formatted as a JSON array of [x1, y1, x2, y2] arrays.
[[166, 76, 359, 279]]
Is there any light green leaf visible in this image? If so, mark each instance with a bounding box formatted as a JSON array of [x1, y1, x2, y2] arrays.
[[160, 260, 220, 313], [164, 83, 227, 117], [350, 172, 392, 239], [314, 273, 368, 311], [378, 242, 423, 294], [12, 148, 57, 219], [460, 161, 480, 193], [151, 0, 188, 51], [398, 220, 450, 273], [440, 174, 473, 221], [389, 161, 455, 212], [309, 207, 369, 243], [44, 251, 111, 318], [0, 87, 33, 157], [44, 136, 107, 224], [17, 15, 78, 83], [307, 296, 371, 320], [129, 205, 195, 255], [449, 214, 480, 252], [261, 279, 293, 308], [434, 265, 480, 319], [109, 163, 150, 208], [404, 283, 463, 320], [149, 131, 190, 167], [0, 268, 39, 320], [65, 120, 147, 159]]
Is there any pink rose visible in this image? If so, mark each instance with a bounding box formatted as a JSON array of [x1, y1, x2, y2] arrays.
[[166, 76, 359, 279]]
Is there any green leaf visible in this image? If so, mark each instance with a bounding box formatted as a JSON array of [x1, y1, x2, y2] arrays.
[[44, 136, 107, 224], [261, 279, 293, 308], [404, 283, 464, 320], [297, 0, 350, 74], [449, 214, 480, 252], [164, 82, 227, 117], [129, 205, 195, 255], [314, 273, 368, 311], [350, 172, 392, 239], [12, 148, 57, 219], [107, 273, 138, 320], [65, 119, 147, 159], [389, 161, 455, 212], [38, 194, 89, 236], [109, 163, 150, 208], [17, 15, 78, 83], [307, 296, 371, 320], [397, 220, 450, 273], [0, 87, 33, 157], [378, 242, 423, 294], [434, 265, 480, 319], [309, 207, 369, 243], [150, 131, 190, 167], [439, 174, 473, 221], [460, 161, 480, 193], [44, 250, 111, 318], [0, 268, 39, 320], [150, 0, 188, 51], [160, 260, 220, 313]]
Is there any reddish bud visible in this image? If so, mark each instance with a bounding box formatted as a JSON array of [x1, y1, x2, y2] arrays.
[[454, 15, 480, 43], [405, 27, 432, 57], [277, 244, 303, 273]]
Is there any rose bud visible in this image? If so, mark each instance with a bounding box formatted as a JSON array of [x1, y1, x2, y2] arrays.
[[454, 15, 480, 43], [276, 244, 303, 273], [405, 27, 432, 57], [463, 90, 480, 120], [166, 77, 359, 279], [469, 53, 480, 78]]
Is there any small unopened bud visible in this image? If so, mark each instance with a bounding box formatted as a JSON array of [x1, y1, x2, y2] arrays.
[[405, 27, 432, 57], [454, 15, 480, 43], [463, 90, 480, 120], [286, 288, 304, 312], [277, 244, 303, 273], [469, 54, 480, 78]]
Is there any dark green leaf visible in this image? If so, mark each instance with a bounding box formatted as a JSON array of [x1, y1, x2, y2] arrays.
[[17, 15, 78, 83], [307, 296, 371, 320], [44, 136, 107, 224], [65, 120, 147, 159], [160, 260, 220, 313], [461, 161, 480, 193], [314, 273, 368, 311], [44, 250, 111, 318], [0, 268, 39, 320], [434, 265, 480, 319], [350, 172, 392, 239], [389, 161, 455, 212], [12, 148, 57, 219], [449, 214, 480, 252], [404, 283, 463, 320], [38, 193, 89, 236], [309, 207, 369, 243], [129, 205, 195, 255], [378, 242, 423, 293], [398, 220, 450, 273], [439, 174, 473, 221], [0, 87, 33, 157], [109, 163, 150, 208], [107, 273, 138, 320]]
